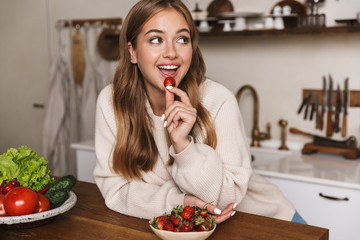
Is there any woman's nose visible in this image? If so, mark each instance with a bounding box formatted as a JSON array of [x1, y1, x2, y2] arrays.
[[163, 42, 177, 59]]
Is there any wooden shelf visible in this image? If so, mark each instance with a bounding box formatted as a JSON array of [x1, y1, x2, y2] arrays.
[[199, 26, 360, 39]]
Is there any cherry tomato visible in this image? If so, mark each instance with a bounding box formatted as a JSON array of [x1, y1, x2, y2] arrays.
[[34, 193, 50, 213], [9, 180, 20, 188], [0, 194, 7, 216], [4, 187, 38, 216], [3, 184, 14, 194]]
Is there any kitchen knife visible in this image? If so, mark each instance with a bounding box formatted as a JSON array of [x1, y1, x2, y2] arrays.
[[298, 91, 311, 114], [326, 75, 333, 137], [310, 92, 317, 121], [304, 92, 312, 120], [333, 84, 342, 133], [319, 76, 326, 130], [341, 78, 349, 138], [314, 92, 321, 129], [290, 127, 357, 149]]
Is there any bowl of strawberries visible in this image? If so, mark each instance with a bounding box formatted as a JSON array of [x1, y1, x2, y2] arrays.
[[149, 205, 216, 240]]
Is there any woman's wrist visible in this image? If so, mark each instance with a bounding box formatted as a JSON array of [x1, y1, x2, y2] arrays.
[[172, 137, 190, 153]]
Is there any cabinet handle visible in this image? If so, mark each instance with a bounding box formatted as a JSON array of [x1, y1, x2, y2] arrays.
[[319, 193, 349, 201]]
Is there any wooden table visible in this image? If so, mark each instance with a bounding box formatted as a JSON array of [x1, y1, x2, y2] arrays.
[[2, 181, 329, 240]]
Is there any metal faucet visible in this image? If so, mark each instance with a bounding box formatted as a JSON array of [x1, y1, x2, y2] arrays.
[[236, 85, 271, 147]]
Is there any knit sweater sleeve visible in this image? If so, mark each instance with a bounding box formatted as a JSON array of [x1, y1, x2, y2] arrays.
[[169, 80, 252, 210], [93, 85, 184, 219]]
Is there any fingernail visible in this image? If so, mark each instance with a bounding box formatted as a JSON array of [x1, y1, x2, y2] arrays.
[[166, 86, 173, 90], [163, 120, 167, 128], [161, 114, 165, 122], [214, 208, 222, 215], [231, 211, 236, 217], [233, 203, 237, 210]]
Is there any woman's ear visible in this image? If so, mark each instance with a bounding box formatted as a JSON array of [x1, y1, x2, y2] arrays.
[[128, 42, 137, 64]]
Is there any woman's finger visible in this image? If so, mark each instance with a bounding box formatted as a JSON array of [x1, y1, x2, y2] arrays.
[[166, 87, 192, 106]]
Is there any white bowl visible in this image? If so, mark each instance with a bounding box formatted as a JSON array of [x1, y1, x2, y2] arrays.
[[149, 221, 216, 240], [0, 191, 77, 228]]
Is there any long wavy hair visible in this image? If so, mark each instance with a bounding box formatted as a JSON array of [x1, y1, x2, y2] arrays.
[[112, 0, 217, 180]]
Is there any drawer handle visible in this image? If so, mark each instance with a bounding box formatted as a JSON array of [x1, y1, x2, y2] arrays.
[[319, 193, 349, 201]]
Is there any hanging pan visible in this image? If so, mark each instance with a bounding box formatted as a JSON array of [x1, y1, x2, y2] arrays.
[[97, 27, 120, 61]]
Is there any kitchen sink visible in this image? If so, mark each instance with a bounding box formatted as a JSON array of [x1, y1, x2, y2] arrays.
[[249, 139, 303, 169]]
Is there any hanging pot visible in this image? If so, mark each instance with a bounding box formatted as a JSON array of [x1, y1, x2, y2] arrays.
[[97, 27, 120, 61]]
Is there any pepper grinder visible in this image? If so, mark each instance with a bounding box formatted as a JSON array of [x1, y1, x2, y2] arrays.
[[278, 119, 289, 151]]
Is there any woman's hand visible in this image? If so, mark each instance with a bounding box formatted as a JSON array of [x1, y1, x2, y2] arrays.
[[183, 195, 236, 224], [163, 87, 197, 153]]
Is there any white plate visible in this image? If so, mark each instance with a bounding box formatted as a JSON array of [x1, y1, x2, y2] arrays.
[[149, 220, 216, 240], [0, 191, 77, 226]]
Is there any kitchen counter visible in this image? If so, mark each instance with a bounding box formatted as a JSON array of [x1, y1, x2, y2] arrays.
[[1, 181, 329, 240], [251, 141, 360, 191]]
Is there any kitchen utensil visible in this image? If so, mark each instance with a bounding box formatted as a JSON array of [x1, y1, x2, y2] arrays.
[[298, 91, 311, 114], [290, 127, 357, 149], [304, 92, 312, 120], [310, 92, 318, 121], [333, 84, 342, 133], [342, 78, 349, 137], [326, 75, 333, 137], [97, 27, 120, 61], [319, 76, 326, 130]]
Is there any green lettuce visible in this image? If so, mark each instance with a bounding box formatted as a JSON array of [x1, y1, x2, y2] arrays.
[[0, 146, 54, 191]]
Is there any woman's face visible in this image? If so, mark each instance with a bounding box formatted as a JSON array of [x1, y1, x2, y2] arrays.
[[128, 8, 192, 95]]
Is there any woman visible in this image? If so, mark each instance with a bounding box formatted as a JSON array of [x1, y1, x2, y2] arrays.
[[94, 0, 305, 224]]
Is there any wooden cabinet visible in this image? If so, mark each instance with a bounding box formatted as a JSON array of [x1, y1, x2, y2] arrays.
[[264, 176, 360, 240]]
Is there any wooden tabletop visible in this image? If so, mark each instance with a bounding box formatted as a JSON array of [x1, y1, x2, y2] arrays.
[[2, 181, 329, 240]]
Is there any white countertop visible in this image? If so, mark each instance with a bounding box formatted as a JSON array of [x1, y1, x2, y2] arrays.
[[70, 139, 95, 151], [251, 140, 360, 191], [70, 138, 360, 190]]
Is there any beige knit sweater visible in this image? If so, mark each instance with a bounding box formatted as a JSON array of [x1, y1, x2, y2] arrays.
[[94, 79, 295, 221]]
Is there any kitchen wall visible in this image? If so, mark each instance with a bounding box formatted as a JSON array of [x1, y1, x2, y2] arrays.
[[1, 0, 360, 155]]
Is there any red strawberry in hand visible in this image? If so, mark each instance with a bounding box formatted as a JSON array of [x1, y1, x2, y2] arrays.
[[164, 77, 176, 89]]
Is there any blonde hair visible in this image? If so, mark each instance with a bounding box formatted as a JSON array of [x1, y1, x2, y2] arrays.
[[112, 0, 217, 179]]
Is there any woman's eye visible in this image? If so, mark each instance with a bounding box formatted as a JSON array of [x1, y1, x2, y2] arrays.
[[150, 37, 162, 44], [178, 36, 190, 44]]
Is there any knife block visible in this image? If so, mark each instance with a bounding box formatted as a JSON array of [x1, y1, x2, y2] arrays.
[[302, 143, 360, 159]]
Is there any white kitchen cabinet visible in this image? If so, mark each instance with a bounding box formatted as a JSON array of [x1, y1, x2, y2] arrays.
[[251, 143, 360, 240], [71, 140, 96, 183], [266, 177, 360, 240]]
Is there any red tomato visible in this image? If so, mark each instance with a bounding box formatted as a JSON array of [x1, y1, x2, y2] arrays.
[[34, 193, 50, 213], [4, 187, 38, 216], [0, 194, 7, 216]]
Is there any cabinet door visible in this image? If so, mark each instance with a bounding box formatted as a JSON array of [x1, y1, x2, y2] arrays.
[[268, 177, 360, 240]]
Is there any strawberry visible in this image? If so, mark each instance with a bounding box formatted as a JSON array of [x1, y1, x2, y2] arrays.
[[179, 222, 193, 232], [163, 221, 174, 231], [152, 215, 169, 230], [195, 223, 209, 232], [200, 208, 208, 218], [163, 77, 176, 89], [172, 215, 182, 226], [183, 206, 195, 215], [180, 210, 192, 220]]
